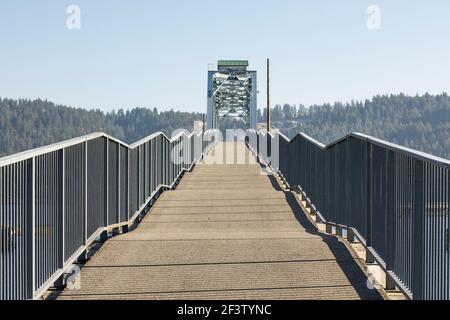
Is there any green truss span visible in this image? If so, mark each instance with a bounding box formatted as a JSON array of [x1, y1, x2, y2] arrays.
[[207, 60, 257, 130]]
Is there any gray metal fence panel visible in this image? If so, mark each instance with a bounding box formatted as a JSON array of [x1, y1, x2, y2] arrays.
[[64, 143, 85, 262], [108, 140, 119, 226], [87, 137, 107, 237], [0, 160, 30, 299], [35, 151, 61, 293], [129, 148, 138, 217], [250, 129, 450, 300], [0, 130, 210, 300], [119, 145, 128, 223]]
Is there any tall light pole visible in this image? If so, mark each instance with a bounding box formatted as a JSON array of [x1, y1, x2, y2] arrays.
[[266, 58, 271, 133]]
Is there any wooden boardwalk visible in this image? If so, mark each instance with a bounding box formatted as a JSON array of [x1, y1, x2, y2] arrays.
[[57, 143, 381, 300]]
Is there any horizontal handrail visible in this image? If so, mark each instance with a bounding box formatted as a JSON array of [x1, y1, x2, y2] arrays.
[[249, 129, 450, 300], [248, 129, 450, 168], [0, 131, 199, 168]]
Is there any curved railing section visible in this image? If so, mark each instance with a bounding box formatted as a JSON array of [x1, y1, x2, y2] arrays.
[[247, 129, 450, 300], [0, 130, 216, 300]]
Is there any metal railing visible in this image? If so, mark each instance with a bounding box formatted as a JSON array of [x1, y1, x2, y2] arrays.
[[248, 129, 450, 300], [0, 130, 215, 300]]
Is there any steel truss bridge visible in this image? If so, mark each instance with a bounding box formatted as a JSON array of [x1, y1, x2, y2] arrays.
[[207, 60, 257, 130]]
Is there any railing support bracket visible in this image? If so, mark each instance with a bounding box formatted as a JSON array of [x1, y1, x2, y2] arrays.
[[347, 228, 356, 243]]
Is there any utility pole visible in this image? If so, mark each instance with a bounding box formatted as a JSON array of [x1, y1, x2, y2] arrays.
[[202, 114, 206, 133], [266, 58, 271, 133]]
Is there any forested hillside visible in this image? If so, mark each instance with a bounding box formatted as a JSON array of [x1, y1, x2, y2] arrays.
[[1, 93, 449, 159], [0, 98, 202, 157], [259, 93, 450, 159]]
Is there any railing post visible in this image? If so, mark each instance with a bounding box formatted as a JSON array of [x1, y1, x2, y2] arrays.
[[144, 143, 148, 199], [161, 138, 164, 187], [160, 136, 162, 187], [345, 139, 350, 230], [412, 159, 424, 300], [135, 146, 141, 210], [151, 139, 155, 193], [127, 148, 130, 221], [117, 144, 120, 225], [191, 134, 194, 166], [26, 157, 35, 300], [171, 140, 174, 184], [84, 141, 88, 245], [156, 138, 160, 188], [447, 169, 450, 300], [385, 149, 396, 289], [162, 137, 164, 186], [156, 138, 159, 188], [169, 138, 171, 184], [121, 147, 130, 234], [366, 142, 375, 263], [96, 140, 109, 243], [256, 133, 260, 163], [104, 139, 109, 228], [57, 149, 65, 269], [175, 138, 177, 181]]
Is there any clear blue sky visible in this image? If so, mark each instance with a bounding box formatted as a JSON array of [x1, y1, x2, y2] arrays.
[[1, 0, 449, 112]]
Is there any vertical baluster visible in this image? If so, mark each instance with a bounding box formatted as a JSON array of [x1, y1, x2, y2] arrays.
[[413, 159, 424, 299]]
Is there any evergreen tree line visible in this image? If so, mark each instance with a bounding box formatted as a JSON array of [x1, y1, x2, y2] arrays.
[[0, 98, 202, 157], [1, 93, 449, 159], [258, 93, 450, 160]]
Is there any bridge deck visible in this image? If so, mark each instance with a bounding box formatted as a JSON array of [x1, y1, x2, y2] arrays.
[[57, 143, 381, 300]]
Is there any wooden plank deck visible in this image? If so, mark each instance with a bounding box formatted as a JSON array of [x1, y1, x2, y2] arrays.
[[57, 143, 381, 300]]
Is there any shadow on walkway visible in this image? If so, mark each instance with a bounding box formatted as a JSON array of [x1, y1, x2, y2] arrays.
[[267, 174, 382, 300]]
